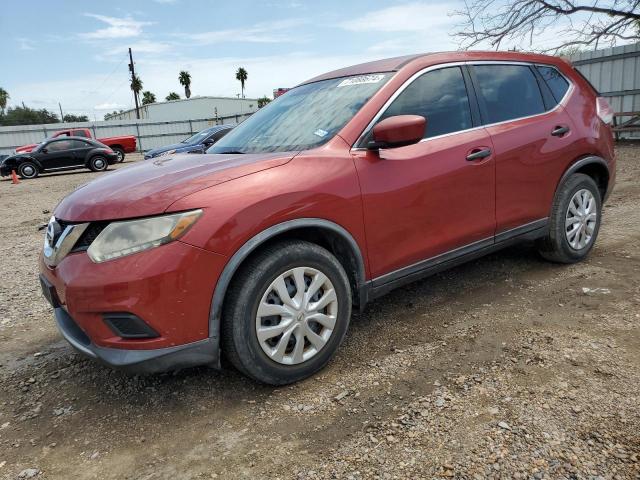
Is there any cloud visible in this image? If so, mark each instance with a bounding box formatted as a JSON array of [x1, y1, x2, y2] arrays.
[[180, 19, 306, 45], [94, 102, 127, 110], [81, 14, 152, 39], [103, 40, 173, 57], [340, 2, 456, 33], [17, 38, 35, 51]]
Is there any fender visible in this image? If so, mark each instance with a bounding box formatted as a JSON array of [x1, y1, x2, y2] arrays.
[[9, 155, 43, 171], [556, 155, 610, 199], [207, 218, 367, 367]]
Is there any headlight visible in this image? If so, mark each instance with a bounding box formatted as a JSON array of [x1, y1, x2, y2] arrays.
[[87, 210, 202, 263], [159, 149, 176, 156]]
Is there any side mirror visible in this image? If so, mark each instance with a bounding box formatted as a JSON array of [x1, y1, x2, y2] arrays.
[[368, 115, 426, 150], [203, 139, 214, 147], [41, 148, 48, 154]]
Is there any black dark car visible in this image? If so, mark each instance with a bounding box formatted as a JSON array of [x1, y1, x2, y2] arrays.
[[0, 137, 118, 179], [143, 124, 235, 159]]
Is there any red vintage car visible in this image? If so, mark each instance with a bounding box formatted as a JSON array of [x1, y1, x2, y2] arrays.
[[16, 128, 136, 162], [39, 51, 615, 384]]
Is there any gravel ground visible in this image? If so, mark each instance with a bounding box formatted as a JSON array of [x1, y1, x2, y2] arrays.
[[0, 147, 638, 480]]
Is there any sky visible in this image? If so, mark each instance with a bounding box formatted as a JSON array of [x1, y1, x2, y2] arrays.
[[0, 0, 616, 120]]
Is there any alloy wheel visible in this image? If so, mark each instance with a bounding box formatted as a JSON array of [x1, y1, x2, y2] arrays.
[[565, 188, 597, 250], [21, 165, 36, 178], [255, 266, 338, 365]]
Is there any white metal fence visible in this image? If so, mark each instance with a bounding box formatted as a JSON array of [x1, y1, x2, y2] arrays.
[[0, 112, 252, 155], [571, 42, 640, 139]]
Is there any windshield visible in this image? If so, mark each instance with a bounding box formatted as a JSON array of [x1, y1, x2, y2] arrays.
[[208, 73, 390, 154], [182, 129, 215, 144]]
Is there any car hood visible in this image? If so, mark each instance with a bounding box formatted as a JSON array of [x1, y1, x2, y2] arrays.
[[54, 152, 295, 221], [145, 143, 193, 157]]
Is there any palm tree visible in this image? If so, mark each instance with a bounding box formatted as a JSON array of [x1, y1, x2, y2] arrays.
[[142, 91, 156, 105], [166, 92, 180, 101], [130, 75, 143, 107], [235, 67, 248, 98], [179, 71, 192, 99], [0, 88, 9, 115]]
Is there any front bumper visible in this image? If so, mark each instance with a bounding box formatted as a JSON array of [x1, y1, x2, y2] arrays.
[[39, 239, 228, 373], [54, 307, 217, 373]]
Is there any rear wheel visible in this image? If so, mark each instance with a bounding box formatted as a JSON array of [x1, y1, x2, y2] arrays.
[[537, 173, 602, 263], [18, 162, 39, 179], [89, 156, 108, 172], [222, 240, 352, 385], [113, 147, 125, 163]]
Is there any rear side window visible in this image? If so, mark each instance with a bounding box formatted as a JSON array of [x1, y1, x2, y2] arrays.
[[473, 65, 545, 124], [536, 66, 570, 103], [379, 67, 473, 138], [68, 140, 90, 149]]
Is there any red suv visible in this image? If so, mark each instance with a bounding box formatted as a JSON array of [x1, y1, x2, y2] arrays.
[[39, 52, 615, 384]]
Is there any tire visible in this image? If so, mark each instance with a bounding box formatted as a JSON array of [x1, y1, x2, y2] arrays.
[[18, 161, 39, 179], [88, 156, 108, 172], [222, 240, 352, 385], [113, 147, 125, 163], [537, 173, 602, 263]]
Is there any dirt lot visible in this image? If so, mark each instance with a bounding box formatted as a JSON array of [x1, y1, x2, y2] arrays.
[[0, 147, 638, 480]]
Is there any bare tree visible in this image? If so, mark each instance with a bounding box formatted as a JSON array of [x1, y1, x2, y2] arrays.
[[454, 0, 640, 53]]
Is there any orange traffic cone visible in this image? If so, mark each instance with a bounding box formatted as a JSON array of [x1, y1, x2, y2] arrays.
[[11, 170, 20, 185]]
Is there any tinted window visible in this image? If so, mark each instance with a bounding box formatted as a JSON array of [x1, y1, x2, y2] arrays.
[[68, 140, 90, 149], [72, 129, 90, 138], [379, 67, 472, 138], [536, 66, 570, 103], [474, 65, 545, 124], [46, 140, 73, 152]]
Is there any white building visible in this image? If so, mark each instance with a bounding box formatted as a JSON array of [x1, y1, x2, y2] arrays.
[[106, 96, 259, 121]]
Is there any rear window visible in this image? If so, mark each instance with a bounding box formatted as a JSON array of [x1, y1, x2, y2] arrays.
[[536, 66, 570, 103], [473, 64, 545, 124]]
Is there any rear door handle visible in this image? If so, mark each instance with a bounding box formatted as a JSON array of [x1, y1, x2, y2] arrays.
[[466, 148, 492, 161], [551, 126, 570, 137]]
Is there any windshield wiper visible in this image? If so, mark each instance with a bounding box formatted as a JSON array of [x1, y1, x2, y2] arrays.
[[218, 150, 245, 154]]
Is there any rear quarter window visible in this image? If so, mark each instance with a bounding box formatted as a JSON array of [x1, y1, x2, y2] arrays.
[[536, 66, 570, 103]]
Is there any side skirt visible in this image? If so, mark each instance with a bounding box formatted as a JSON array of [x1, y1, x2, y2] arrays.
[[365, 218, 548, 301]]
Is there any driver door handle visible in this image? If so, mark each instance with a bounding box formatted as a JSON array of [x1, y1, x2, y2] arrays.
[[551, 125, 570, 137], [466, 148, 492, 161]]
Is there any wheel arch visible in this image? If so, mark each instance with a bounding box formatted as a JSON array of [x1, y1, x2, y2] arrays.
[[557, 155, 610, 201], [208, 218, 368, 359]]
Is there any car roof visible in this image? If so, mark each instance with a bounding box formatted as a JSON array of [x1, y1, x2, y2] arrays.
[[46, 136, 100, 145], [300, 51, 568, 85]]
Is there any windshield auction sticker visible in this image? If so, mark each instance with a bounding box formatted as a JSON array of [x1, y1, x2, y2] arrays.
[[337, 74, 386, 87]]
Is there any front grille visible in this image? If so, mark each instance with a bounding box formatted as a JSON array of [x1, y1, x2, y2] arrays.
[[55, 219, 108, 253], [71, 222, 108, 252]]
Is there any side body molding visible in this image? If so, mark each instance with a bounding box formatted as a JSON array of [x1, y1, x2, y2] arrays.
[[207, 218, 367, 366]]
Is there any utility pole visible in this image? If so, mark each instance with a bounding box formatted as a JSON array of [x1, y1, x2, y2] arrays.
[[128, 48, 140, 120], [58, 103, 64, 122]]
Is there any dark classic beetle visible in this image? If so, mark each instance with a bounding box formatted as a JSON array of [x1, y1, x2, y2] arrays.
[[0, 137, 118, 179]]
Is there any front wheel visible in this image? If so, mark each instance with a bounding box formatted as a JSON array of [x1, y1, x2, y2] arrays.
[[18, 162, 39, 179], [537, 173, 602, 263], [88, 156, 108, 172], [222, 240, 352, 385]]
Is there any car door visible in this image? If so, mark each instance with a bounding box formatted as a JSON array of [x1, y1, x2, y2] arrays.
[[39, 139, 76, 170], [469, 63, 577, 233], [351, 65, 496, 279], [68, 139, 94, 164]]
